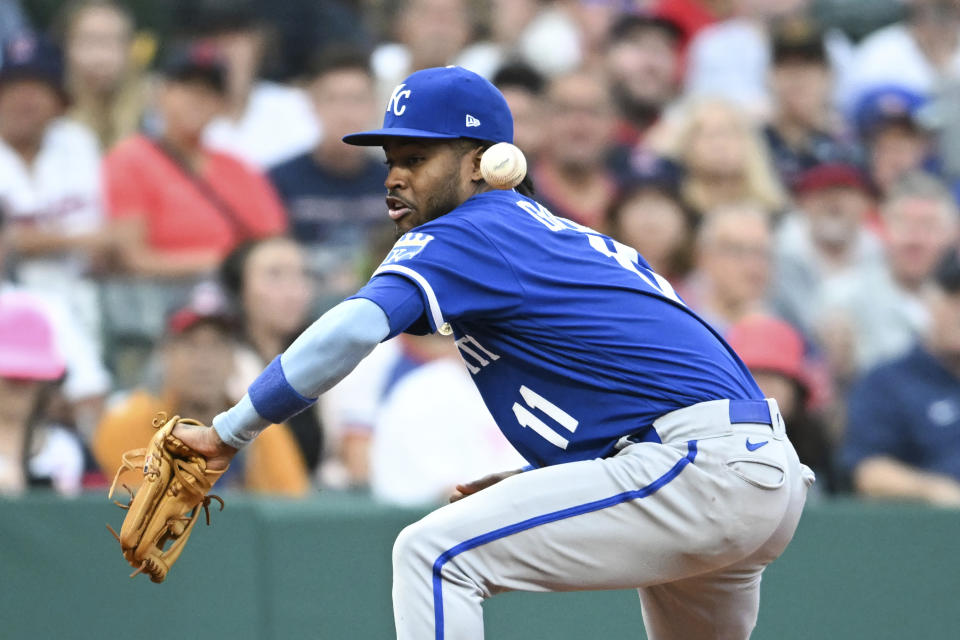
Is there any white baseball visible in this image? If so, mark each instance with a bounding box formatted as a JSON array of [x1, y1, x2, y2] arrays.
[[480, 142, 527, 189]]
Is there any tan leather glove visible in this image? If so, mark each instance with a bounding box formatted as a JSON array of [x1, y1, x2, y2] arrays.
[[107, 413, 227, 583]]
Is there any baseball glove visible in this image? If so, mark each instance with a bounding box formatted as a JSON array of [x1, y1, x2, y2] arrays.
[[106, 412, 227, 583]]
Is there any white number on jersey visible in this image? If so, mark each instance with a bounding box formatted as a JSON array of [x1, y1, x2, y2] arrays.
[[456, 334, 500, 374], [512, 385, 579, 449], [517, 199, 683, 305]]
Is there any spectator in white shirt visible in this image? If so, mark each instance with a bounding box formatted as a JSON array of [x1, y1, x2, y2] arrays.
[[843, 0, 960, 111], [0, 34, 108, 279], [0, 196, 111, 441], [192, 4, 319, 169], [367, 334, 525, 506], [685, 1, 853, 118], [0, 33, 110, 412]]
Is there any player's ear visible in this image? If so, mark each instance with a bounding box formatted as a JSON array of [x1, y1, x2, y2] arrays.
[[468, 145, 485, 183]]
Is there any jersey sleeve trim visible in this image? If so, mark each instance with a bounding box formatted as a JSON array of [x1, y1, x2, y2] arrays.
[[373, 264, 445, 332]]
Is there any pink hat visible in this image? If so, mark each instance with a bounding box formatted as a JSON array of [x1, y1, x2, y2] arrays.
[[726, 314, 805, 384], [0, 294, 66, 381]]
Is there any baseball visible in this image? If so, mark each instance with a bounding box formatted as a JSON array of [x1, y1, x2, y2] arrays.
[[480, 142, 527, 189]]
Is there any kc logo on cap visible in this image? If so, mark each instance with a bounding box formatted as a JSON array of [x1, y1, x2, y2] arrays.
[[388, 83, 412, 116]]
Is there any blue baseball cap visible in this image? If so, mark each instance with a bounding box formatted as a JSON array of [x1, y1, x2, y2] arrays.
[[0, 33, 65, 98], [343, 66, 514, 146], [853, 85, 928, 139]]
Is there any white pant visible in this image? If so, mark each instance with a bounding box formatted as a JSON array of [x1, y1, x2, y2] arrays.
[[392, 399, 815, 640]]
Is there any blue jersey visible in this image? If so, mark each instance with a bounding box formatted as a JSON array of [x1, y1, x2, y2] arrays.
[[357, 190, 762, 467]]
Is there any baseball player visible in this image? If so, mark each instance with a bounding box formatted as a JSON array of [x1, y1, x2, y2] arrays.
[[175, 66, 814, 639]]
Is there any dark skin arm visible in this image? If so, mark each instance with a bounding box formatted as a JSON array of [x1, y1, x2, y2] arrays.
[[449, 469, 524, 503]]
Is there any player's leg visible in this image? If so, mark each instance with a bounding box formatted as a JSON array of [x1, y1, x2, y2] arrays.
[[638, 437, 814, 640], [638, 567, 763, 640], [391, 436, 799, 640]]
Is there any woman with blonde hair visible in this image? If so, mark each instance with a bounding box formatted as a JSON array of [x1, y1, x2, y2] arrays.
[[58, 0, 152, 150], [650, 97, 788, 219]]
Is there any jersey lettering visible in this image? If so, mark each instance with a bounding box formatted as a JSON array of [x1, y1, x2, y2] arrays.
[[511, 385, 579, 449], [456, 334, 500, 374], [517, 200, 588, 233], [517, 199, 682, 304]]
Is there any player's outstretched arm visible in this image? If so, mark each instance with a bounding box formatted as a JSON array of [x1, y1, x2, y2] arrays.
[[173, 298, 391, 458]]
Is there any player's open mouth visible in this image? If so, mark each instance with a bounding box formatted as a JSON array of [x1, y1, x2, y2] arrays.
[[386, 196, 414, 221]]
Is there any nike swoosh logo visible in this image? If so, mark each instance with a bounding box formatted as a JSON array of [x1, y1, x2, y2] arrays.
[[745, 438, 769, 451]]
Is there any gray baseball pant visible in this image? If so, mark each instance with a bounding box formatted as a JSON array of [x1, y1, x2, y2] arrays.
[[392, 399, 815, 640]]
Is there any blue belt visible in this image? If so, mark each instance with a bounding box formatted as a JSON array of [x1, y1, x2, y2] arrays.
[[728, 399, 772, 426]]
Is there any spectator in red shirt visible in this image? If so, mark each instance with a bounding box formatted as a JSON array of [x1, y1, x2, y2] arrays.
[[532, 70, 618, 231], [604, 13, 683, 159], [103, 44, 286, 279]]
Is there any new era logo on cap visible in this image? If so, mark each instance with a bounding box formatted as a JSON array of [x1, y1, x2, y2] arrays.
[[465, 114, 481, 127]]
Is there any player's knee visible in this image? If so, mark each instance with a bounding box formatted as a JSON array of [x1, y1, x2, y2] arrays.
[[393, 519, 438, 576]]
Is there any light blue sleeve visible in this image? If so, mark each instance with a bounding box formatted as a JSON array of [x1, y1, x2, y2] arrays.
[[212, 298, 390, 448]]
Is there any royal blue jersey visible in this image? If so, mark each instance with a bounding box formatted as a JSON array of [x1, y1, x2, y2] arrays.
[[355, 190, 763, 467]]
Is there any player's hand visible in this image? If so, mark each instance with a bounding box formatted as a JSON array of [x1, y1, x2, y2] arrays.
[[171, 420, 237, 472], [449, 469, 523, 503]]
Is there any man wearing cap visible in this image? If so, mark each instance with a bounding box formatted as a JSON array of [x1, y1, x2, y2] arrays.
[[853, 85, 936, 199], [0, 32, 112, 430], [843, 248, 960, 506], [176, 66, 812, 639], [0, 33, 105, 267], [92, 294, 308, 496], [772, 162, 884, 338], [102, 44, 286, 279], [764, 18, 858, 189], [0, 33, 108, 308]]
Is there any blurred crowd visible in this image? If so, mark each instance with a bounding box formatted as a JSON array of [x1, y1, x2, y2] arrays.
[[1, 0, 960, 508]]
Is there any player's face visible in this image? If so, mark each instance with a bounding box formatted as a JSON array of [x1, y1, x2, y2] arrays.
[[383, 139, 479, 236]]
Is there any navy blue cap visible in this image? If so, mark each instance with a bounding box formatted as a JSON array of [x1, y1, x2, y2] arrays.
[[623, 150, 684, 196], [343, 66, 513, 146], [159, 42, 228, 94], [0, 33, 64, 95], [853, 85, 928, 138]]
